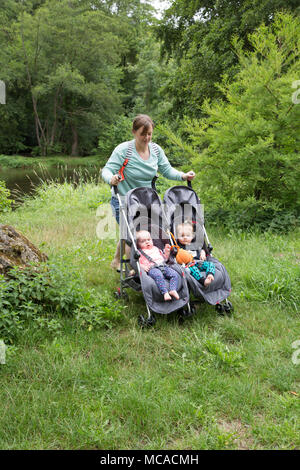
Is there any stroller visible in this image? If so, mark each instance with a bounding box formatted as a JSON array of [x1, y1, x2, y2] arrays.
[[113, 182, 193, 327], [163, 182, 233, 315]]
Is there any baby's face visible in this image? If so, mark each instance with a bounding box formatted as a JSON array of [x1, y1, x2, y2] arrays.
[[137, 231, 153, 250], [177, 225, 194, 245]]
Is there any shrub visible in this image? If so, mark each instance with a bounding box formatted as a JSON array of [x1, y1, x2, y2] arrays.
[[0, 180, 12, 213], [204, 198, 299, 232], [0, 263, 123, 343], [98, 115, 133, 158], [192, 13, 300, 214], [163, 13, 300, 230]]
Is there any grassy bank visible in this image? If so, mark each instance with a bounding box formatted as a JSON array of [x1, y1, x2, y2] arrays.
[[0, 182, 299, 450], [0, 154, 107, 170]]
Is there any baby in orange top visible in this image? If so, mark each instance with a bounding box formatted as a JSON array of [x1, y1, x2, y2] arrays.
[[136, 230, 180, 301]]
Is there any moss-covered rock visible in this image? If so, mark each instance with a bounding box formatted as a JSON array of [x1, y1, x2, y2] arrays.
[[0, 225, 47, 275]]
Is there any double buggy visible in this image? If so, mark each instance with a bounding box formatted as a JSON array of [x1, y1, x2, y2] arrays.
[[113, 180, 233, 327]]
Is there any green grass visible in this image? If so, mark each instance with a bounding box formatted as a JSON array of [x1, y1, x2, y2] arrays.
[[0, 154, 107, 170], [0, 182, 299, 449]]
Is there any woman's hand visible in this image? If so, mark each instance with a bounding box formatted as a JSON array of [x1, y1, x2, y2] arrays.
[[182, 171, 195, 181], [110, 174, 120, 186]]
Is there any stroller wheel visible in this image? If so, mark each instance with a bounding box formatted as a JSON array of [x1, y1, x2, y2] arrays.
[[224, 301, 234, 315], [138, 314, 156, 328], [215, 303, 225, 315], [114, 288, 129, 301], [190, 303, 197, 316], [178, 304, 196, 322]]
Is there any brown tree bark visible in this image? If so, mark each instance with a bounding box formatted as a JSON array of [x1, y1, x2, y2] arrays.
[[71, 124, 79, 156]]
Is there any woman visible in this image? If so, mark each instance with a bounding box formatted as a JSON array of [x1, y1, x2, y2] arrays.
[[101, 114, 195, 269]]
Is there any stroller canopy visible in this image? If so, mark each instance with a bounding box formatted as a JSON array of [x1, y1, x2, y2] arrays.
[[163, 185, 205, 250], [123, 187, 170, 243]]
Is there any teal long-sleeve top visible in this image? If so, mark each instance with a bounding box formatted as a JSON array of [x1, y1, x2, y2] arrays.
[[101, 140, 184, 196]]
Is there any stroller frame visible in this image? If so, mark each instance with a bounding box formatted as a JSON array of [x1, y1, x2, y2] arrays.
[[113, 179, 195, 327], [163, 181, 233, 316]]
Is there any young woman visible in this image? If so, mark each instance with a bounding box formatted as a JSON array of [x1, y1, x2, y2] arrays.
[[101, 114, 195, 269]]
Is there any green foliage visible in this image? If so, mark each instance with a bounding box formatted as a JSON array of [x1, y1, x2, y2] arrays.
[[21, 180, 111, 212], [129, 33, 176, 120], [0, 0, 159, 156], [75, 291, 125, 331], [0, 0, 133, 156], [98, 115, 134, 157], [179, 331, 246, 371], [0, 263, 123, 343], [205, 199, 299, 232], [238, 256, 299, 310], [155, 123, 199, 166], [157, 0, 300, 117], [0, 180, 12, 213], [172, 13, 300, 230], [1, 178, 299, 450]]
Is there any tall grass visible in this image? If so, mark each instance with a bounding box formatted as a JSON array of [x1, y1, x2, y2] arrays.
[[0, 154, 105, 170]]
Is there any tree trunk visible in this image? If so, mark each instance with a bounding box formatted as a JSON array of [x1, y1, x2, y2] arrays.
[[71, 124, 79, 156]]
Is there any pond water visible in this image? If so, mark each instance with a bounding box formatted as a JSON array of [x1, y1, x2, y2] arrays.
[[1, 165, 101, 203]]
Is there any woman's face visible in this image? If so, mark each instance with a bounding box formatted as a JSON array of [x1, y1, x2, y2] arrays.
[[133, 125, 153, 147]]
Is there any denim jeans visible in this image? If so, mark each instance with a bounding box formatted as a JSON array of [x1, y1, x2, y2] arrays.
[[110, 196, 120, 224]]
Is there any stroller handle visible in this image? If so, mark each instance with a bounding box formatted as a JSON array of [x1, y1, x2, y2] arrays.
[[113, 184, 119, 196], [152, 174, 159, 191], [112, 174, 159, 195], [187, 180, 192, 188]]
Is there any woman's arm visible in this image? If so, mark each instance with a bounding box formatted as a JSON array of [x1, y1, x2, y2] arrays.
[[156, 145, 185, 180], [156, 145, 195, 181], [101, 143, 126, 185]]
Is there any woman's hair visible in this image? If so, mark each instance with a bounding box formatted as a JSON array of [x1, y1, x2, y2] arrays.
[[132, 114, 154, 135]]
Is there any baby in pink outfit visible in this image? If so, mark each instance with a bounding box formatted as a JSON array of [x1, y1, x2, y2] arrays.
[[136, 230, 180, 301]]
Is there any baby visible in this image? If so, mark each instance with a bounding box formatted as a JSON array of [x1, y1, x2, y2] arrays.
[[136, 230, 180, 301], [176, 221, 215, 286]]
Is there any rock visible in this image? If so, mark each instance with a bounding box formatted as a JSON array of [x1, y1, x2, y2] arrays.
[[0, 224, 48, 275]]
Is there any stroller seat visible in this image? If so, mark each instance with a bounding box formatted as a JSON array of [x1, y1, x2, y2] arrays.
[[116, 186, 191, 325], [163, 185, 233, 314]]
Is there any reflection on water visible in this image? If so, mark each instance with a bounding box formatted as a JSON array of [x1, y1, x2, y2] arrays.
[[1, 165, 101, 203]]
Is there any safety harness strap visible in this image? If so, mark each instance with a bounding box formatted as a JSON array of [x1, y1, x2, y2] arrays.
[[139, 248, 166, 272], [118, 142, 159, 182]]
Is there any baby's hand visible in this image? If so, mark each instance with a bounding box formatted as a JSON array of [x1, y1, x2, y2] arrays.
[[204, 274, 214, 286], [200, 249, 206, 261], [164, 244, 171, 257]]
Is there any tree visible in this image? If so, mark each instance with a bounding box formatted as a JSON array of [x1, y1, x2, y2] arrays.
[[130, 33, 176, 120], [157, 0, 300, 118], [0, 0, 159, 155], [0, 0, 134, 155], [184, 12, 300, 222]]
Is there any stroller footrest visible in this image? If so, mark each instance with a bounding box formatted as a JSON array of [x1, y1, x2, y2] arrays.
[[123, 278, 141, 290]]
